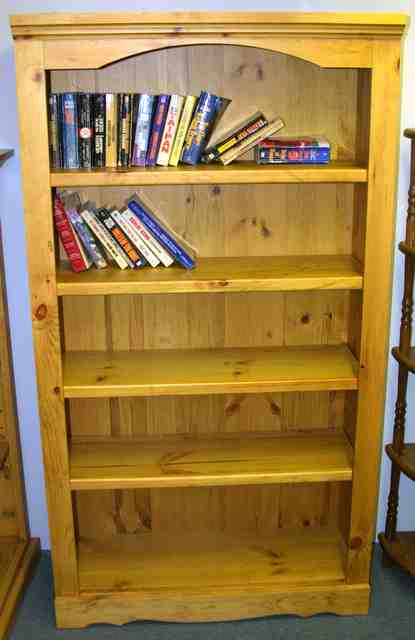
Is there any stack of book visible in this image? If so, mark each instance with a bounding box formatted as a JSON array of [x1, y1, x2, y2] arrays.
[[255, 136, 331, 164], [54, 192, 195, 272], [49, 90, 285, 169]]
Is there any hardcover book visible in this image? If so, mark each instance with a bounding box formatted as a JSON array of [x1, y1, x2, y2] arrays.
[[131, 94, 155, 167], [63, 197, 107, 269], [92, 94, 106, 168], [156, 95, 184, 166], [61, 92, 79, 169], [255, 136, 331, 164], [169, 95, 197, 167], [146, 95, 170, 167], [77, 93, 93, 169], [81, 206, 129, 269], [181, 92, 230, 165]]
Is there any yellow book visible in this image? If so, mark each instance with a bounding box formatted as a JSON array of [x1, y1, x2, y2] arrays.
[[105, 93, 117, 168], [168, 95, 197, 167]]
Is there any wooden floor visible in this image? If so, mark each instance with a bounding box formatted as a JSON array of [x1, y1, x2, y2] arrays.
[[78, 527, 346, 593]]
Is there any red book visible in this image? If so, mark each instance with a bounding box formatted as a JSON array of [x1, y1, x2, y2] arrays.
[[53, 194, 89, 272]]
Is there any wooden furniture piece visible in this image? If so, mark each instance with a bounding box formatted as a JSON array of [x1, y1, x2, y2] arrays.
[[0, 150, 39, 639], [11, 12, 407, 628], [379, 129, 415, 573]]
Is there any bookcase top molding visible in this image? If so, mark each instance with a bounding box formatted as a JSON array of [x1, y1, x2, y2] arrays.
[[10, 11, 409, 39]]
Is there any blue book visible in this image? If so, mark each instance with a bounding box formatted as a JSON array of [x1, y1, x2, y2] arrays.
[[127, 197, 194, 269], [131, 94, 155, 166], [181, 92, 230, 165], [65, 207, 107, 269], [61, 92, 79, 169], [146, 95, 170, 167]]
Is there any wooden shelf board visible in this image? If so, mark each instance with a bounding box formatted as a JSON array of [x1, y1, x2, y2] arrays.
[[63, 344, 359, 399], [70, 431, 353, 491], [50, 161, 368, 187], [78, 526, 346, 594], [56, 255, 363, 297], [378, 532, 415, 577], [391, 346, 415, 373], [0, 150, 13, 168], [0, 440, 9, 469], [385, 443, 415, 481]]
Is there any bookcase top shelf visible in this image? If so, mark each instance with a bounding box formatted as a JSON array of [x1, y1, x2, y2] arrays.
[[10, 12, 409, 39], [50, 162, 368, 187], [56, 255, 363, 297]]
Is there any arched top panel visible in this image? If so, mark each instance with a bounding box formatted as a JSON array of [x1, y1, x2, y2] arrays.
[[42, 36, 373, 71]]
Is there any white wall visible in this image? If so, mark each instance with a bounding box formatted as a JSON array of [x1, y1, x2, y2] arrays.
[[1, 0, 414, 548]]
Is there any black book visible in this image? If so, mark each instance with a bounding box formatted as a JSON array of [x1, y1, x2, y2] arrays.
[[129, 94, 140, 166], [93, 94, 106, 168], [77, 93, 93, 169]]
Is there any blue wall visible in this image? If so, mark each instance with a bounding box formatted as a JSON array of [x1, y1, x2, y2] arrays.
[[1, 0, 414, 547]]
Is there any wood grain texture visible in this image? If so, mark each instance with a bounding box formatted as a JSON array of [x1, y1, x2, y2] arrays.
[[50, 162, 368, 186], [70, 431, 353, 490], [0, 441, 8, 470], [0, 539, 39, 640], [346, 40, 403, 584], [14, 39, 78, 596], [63, 345, 359, 399], [57, 255, 363, 297]]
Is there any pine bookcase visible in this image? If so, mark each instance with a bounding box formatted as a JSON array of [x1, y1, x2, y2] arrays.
[[11, 12, 408, 628], [0, 151, 39, 639]]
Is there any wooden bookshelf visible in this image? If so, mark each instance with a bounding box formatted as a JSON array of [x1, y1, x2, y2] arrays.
[[12, 10, 407, 629], [0, 153, 39, 638], [50, 161, 368, 187], [57, 255, 363, 296]]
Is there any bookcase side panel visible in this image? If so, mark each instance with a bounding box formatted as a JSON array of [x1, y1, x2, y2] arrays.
[[14, 39, 78, 595], [346, 39, 402, 584]]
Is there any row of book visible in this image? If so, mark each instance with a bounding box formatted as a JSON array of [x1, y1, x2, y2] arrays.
[[49, 90, 288, 170], [54, 192, 195, 272]]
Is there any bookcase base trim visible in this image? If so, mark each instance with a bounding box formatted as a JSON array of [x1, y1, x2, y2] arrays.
[[0, 539, 40, 639], [55, 584, 370, 628]]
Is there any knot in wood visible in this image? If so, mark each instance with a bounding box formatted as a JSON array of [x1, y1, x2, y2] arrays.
[[350, 536, 362, 550], [34, 304, 47, 320]]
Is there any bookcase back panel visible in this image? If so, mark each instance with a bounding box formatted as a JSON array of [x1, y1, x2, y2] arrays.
[[50, 44, 359, 160]]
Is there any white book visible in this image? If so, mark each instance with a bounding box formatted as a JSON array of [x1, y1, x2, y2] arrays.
[[124, 207, 174, 267], [80, 208, 129, 270], [111, 209, 160, 268], [156, 95, 184, 166]]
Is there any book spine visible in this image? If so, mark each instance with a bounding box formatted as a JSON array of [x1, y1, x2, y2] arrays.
[[78, 93, 93, 169], [81, 208, 129, 269], [93, 94, 106, 168], [53, 194, 87, 272], [255, 146, 330, 164], [61, 92, 79, 169], [48, 94, 61, 169], [111, 210, 160, 267], [181, 92, 225, 166], [118, 94, 132, 167], [127, 198, 194, 269], [105, 93, 117, 168], [69, 219, 93, 268], [129, 94, 140, 166], [202, 114, 268, 163], [146, 95, 170, 167], [131, 94, 155, 167], [219, 117, 285, 166], [156, 95, 184, 166], [65, 207, 107, 269], [124, 208, 174, 266], [168, 95, 197, 166], [95, 208, 143, 268]]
